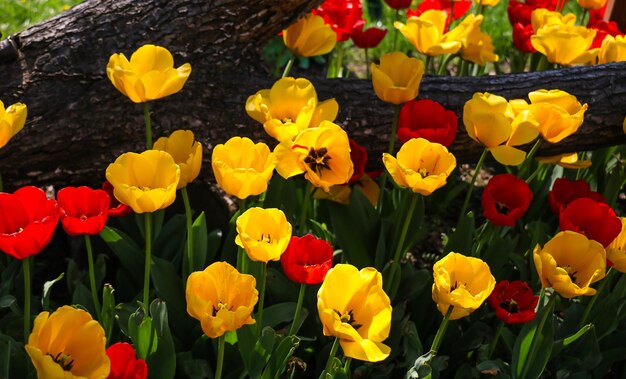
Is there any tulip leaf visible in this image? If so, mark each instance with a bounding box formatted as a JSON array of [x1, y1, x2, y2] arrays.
[[191, 211, 209, 271], [444, 212, 475, 255], [147, 299, 177, 379], [237, 325, 276, 379], [551, 324, 592, 359], [99, 226, 144, 284], [261, 302, 297, 329], [150, 256, 191, 344], [261, 335, 300, 379], [41, 272, 64, 311], [101, 284, 116, 342], [128, 310, 158, 360], [382, 261, 402, 300], [511, 297, 555, 379], [153, 214, 186, 261], [388, 191, 425, 260]]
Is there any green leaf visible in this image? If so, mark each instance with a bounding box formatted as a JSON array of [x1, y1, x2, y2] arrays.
[[146, 299, 177, 379], [128, 309, 158, 360], [262, 302, 296, 329], [0, 295, 16, 309], [382, 261, 401, 300], [511, 297, 555, 379], [206, 228, 222, 266], [191, 211, 209, 271], [101, 284, 116, 342], [263, 335, 300, 379], [551, 324, 592, 359], [99, 226, 143, 285], [444, 212, 475, 254], [153, 214, 186, 261], [41, 272, 64, 311], [150, 256, 190, 343]]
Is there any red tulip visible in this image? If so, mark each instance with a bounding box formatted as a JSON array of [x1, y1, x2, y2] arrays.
[[482, 174, 533, 227], [384, 0, 412, 10], [548, 178, 604, 215], [106, 342, 148, 379], [408, 0, 472, 23], [351, 20, 387, 49], [0, 186, 59, 260], [487, 280, 538, 324], [397, 99, 458, 147], [102, 181, 133, 217], [280, 234, 333, 284], [559, 198, 621, 247], [57, 186, 110, 236], [314, 0, 363, 42], [588, 15, 624, 49], [348, 138, 368, 184], [512, 23, 536, 53]]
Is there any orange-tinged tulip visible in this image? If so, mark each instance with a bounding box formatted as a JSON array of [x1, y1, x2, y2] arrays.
[[371, 52, 425, 104], [274, 121, 354, 192], [0, 101, 27, 149], [432, 252, 496, 320], [246, 77, 339, 142], [607, 218, 626, 273], [106, 44, 191, 103], [153, 129, 202, 189], [317, 264, 392, 362], [25, 306, 110, 379], [211, 137, 276, 200], [577, 0, 607, 10], [598, 35, 626, 64], [536, 152, 591, 169], [235, 207, 292, 262], [382, 138, 456, 195], [105, 150, 180, 213], [283, 13, 337, 57], [531, 24, 597, 66], [533, 231, 606, 298], [528, 89, 587, 143], [394, 10, 462, 57], [186, 262, 258, 338]]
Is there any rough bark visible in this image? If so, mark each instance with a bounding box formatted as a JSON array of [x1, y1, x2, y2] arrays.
[[0, 0, 625, 190]]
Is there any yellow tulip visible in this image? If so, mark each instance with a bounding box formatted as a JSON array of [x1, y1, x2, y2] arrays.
[[283, 13, 337, 57], [186, 261, 258, 338], [314, 173, 380, 206], [577, 0, 607, 10], [0, 101, 27, 149], [371, 52, 425, 104], [211, 137, 277, 199], [382, 138, 456, 196], [432, 252, 496, 320], [235, 207, 292, 262], [607, 218, 626, 273], [530, 9, 577, 33], [105, 150, 180, 213], [106, 44, 192, 103], [274, 121, 354, 192], [536, 152, 591, 169], [531, 24, 597, 66], [394, 10, 462, 57], [445, 15, 498, 66], [528, 89, 587, 143], [475, 0, 499, 4], [598, 35, 626, 64], [246, 77, 339, 142], [533, 231, 606, 298], [25, 306, 110, 379], [317, 264, 392, 362], [153, 129, 202, 189]]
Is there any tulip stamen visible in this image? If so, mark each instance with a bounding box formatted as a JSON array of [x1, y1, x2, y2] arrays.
[[418, 168, 430, 178], [15, 227, 23, 234], [335, 309, 362, 330], [259, 234, 272, 243], [212, 302, 231, 316], [495, 202, 510, 215], [304, 147, 332, 174], [500, 299, 519, 313], [562, 266, 578, 284], [80, 214, 88, 221], [49, 352, 74, 371]]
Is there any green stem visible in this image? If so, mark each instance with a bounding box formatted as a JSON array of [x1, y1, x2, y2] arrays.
[[143, 102, 153, 149], [393, 193, 420, 263], [458, 149, 488, 222], [85, 235, 102, 320], [335, 42, 344, 78], [377, 105, 402, 212], [487, 321, 505, 358], [525, 163, 544, 184], [23, 257, 31, 342], [298, 182, 313, 234], [430, 305, 453, 356], [237, 198, 250, 273], [256, 263, 268, 337], [536, 56, 549, 72], [214, 334, 225, 379], [288, 283, 306, 336], [459, 60, 469, 76], [282, 55, 295, 78], [425, 56, 432, 74], [143, 212, 153, 308], [323, 338, 340, 375], [475, 3, 484, 15], [581, 9, 589, 26], [437, 54, 453, 75], [521, 295, 555, 379], [391, 9, 400, 51], [182, 187, 194, 276], [579, 269, 613, 328], [519, 139, 542, 178], [344, 357, 352, 372]]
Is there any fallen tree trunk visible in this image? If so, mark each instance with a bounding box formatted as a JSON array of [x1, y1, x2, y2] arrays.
[[0, 0, 625, 190]]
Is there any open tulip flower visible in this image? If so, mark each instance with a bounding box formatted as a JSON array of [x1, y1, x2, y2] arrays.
[[105, 150, 180, 214], [394, 10, 462, 57], [598, 35, 626, 64], [186, 262, 258, 338], [528, 89, 587, 143], [531, 24, 597, 66], [444, 15, 498, 66], [153, 129, 202, 189], [607, 218, 626, 273], [106, 44, 191, 103], [533, 231, 606, 298], [274, 121, 354, 192], [317, 264, 392, 362], [280, 234, 333, 284], [547, 177, 604, 215], [25, 306, 110, 379], [212, 136, 277, 200], [482, 174, 533, 227], [57, 186, 110, 236], [487, 280, 538, 324], [0, 186, 59, 260], [106, 342, 148, 379], [371, 52, 425, 104], [383, 137, 456, 196], [432, 252, 496, 320], [235, 207, 292, 263], [0, 100, 27, 149], [282, 13, 337, 57], [559, 198, 621, 248], [246, 77, 339, 142]]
